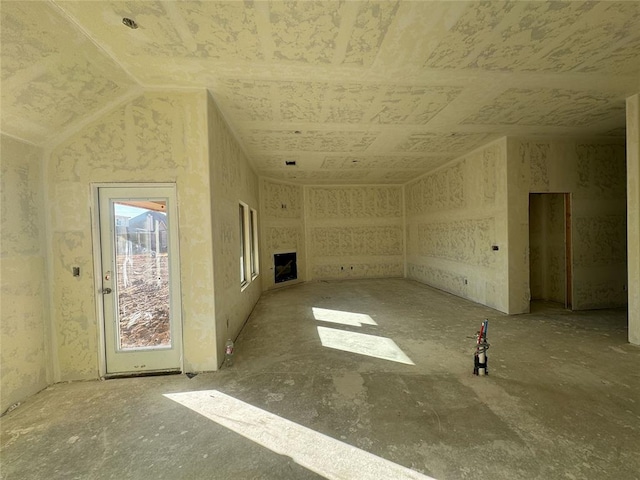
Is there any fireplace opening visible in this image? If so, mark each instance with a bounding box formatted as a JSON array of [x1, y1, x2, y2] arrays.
[[274, 252, 297, 284]]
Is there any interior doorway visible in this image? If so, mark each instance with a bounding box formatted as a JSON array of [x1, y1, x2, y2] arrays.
[[529, 193, 572, 309], [95, 185, 183, 376]]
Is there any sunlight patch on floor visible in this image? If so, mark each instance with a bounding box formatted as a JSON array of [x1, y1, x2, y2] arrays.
[[164, 390, 435, 480], [312, 307, 378, 327], [316, 326, 414, 365]]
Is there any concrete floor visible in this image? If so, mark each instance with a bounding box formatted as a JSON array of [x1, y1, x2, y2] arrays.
[[2, 278, 639, 480]]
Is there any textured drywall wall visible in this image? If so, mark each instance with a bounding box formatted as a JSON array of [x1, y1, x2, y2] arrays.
[[406, 138, 509, 313], [628, 94, 640, 345], [207, 93, 261, 363], [259, 179, 306, 290], [305, 185, 404, 280], [0, 135, 50, 412], [259, 182, 403, 287], [508, 138, 627, 313], [48, 91, 216, 378], [529, 194, 566, 303]]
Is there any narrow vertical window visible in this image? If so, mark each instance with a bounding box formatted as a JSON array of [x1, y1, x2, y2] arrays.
[[239, 203, 247, 286], [250, 208, 259, 278]]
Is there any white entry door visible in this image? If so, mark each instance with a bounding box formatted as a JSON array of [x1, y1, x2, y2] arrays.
[[97, 185, 182, 375]]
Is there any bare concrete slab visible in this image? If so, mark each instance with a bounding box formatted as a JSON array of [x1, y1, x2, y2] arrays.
[[2, 279, 639, 480]]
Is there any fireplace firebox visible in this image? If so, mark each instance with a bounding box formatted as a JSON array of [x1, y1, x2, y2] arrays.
[[274, 252, 297, 284]]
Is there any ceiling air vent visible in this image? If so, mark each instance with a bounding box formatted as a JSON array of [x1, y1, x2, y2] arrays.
[[122, 18, 138, 29]]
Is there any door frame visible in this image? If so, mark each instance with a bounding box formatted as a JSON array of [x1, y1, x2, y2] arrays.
[[91, 183, 184, 378], [528, 192, 572, 309], [564, 193, 572, 309]]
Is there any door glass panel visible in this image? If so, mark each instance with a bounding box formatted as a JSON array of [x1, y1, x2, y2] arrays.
[[113, 200, 171, 350]]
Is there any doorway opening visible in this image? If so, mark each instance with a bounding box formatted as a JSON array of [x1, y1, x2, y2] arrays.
[[529, 193, 572, 310], [94, 184, 183, 376]]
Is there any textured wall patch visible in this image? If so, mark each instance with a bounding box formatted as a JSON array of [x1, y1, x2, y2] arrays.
[[308, 186, 402, 218], [262, 181, 303, 218], [311, 226, 403, 256], [576, 143, 627, 196]]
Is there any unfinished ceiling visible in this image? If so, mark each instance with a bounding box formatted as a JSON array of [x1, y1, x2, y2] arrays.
[[1, 1, 639, 184]]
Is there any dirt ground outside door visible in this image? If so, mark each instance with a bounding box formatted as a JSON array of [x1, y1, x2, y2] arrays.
[[116, 253, 170, 348]]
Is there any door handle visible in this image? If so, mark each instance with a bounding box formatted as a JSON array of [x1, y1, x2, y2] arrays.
[[102, 287, 112, 295]]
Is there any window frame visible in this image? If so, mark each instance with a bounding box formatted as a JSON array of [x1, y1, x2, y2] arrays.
[[250, 208, 259, 280], [239, 202, 249, 288]]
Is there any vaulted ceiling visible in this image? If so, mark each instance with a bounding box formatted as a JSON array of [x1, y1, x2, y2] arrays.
[[2, 1, 639, 184]]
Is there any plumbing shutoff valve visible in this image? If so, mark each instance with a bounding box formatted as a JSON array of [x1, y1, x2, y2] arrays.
[[473, 319, 490, 376]]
